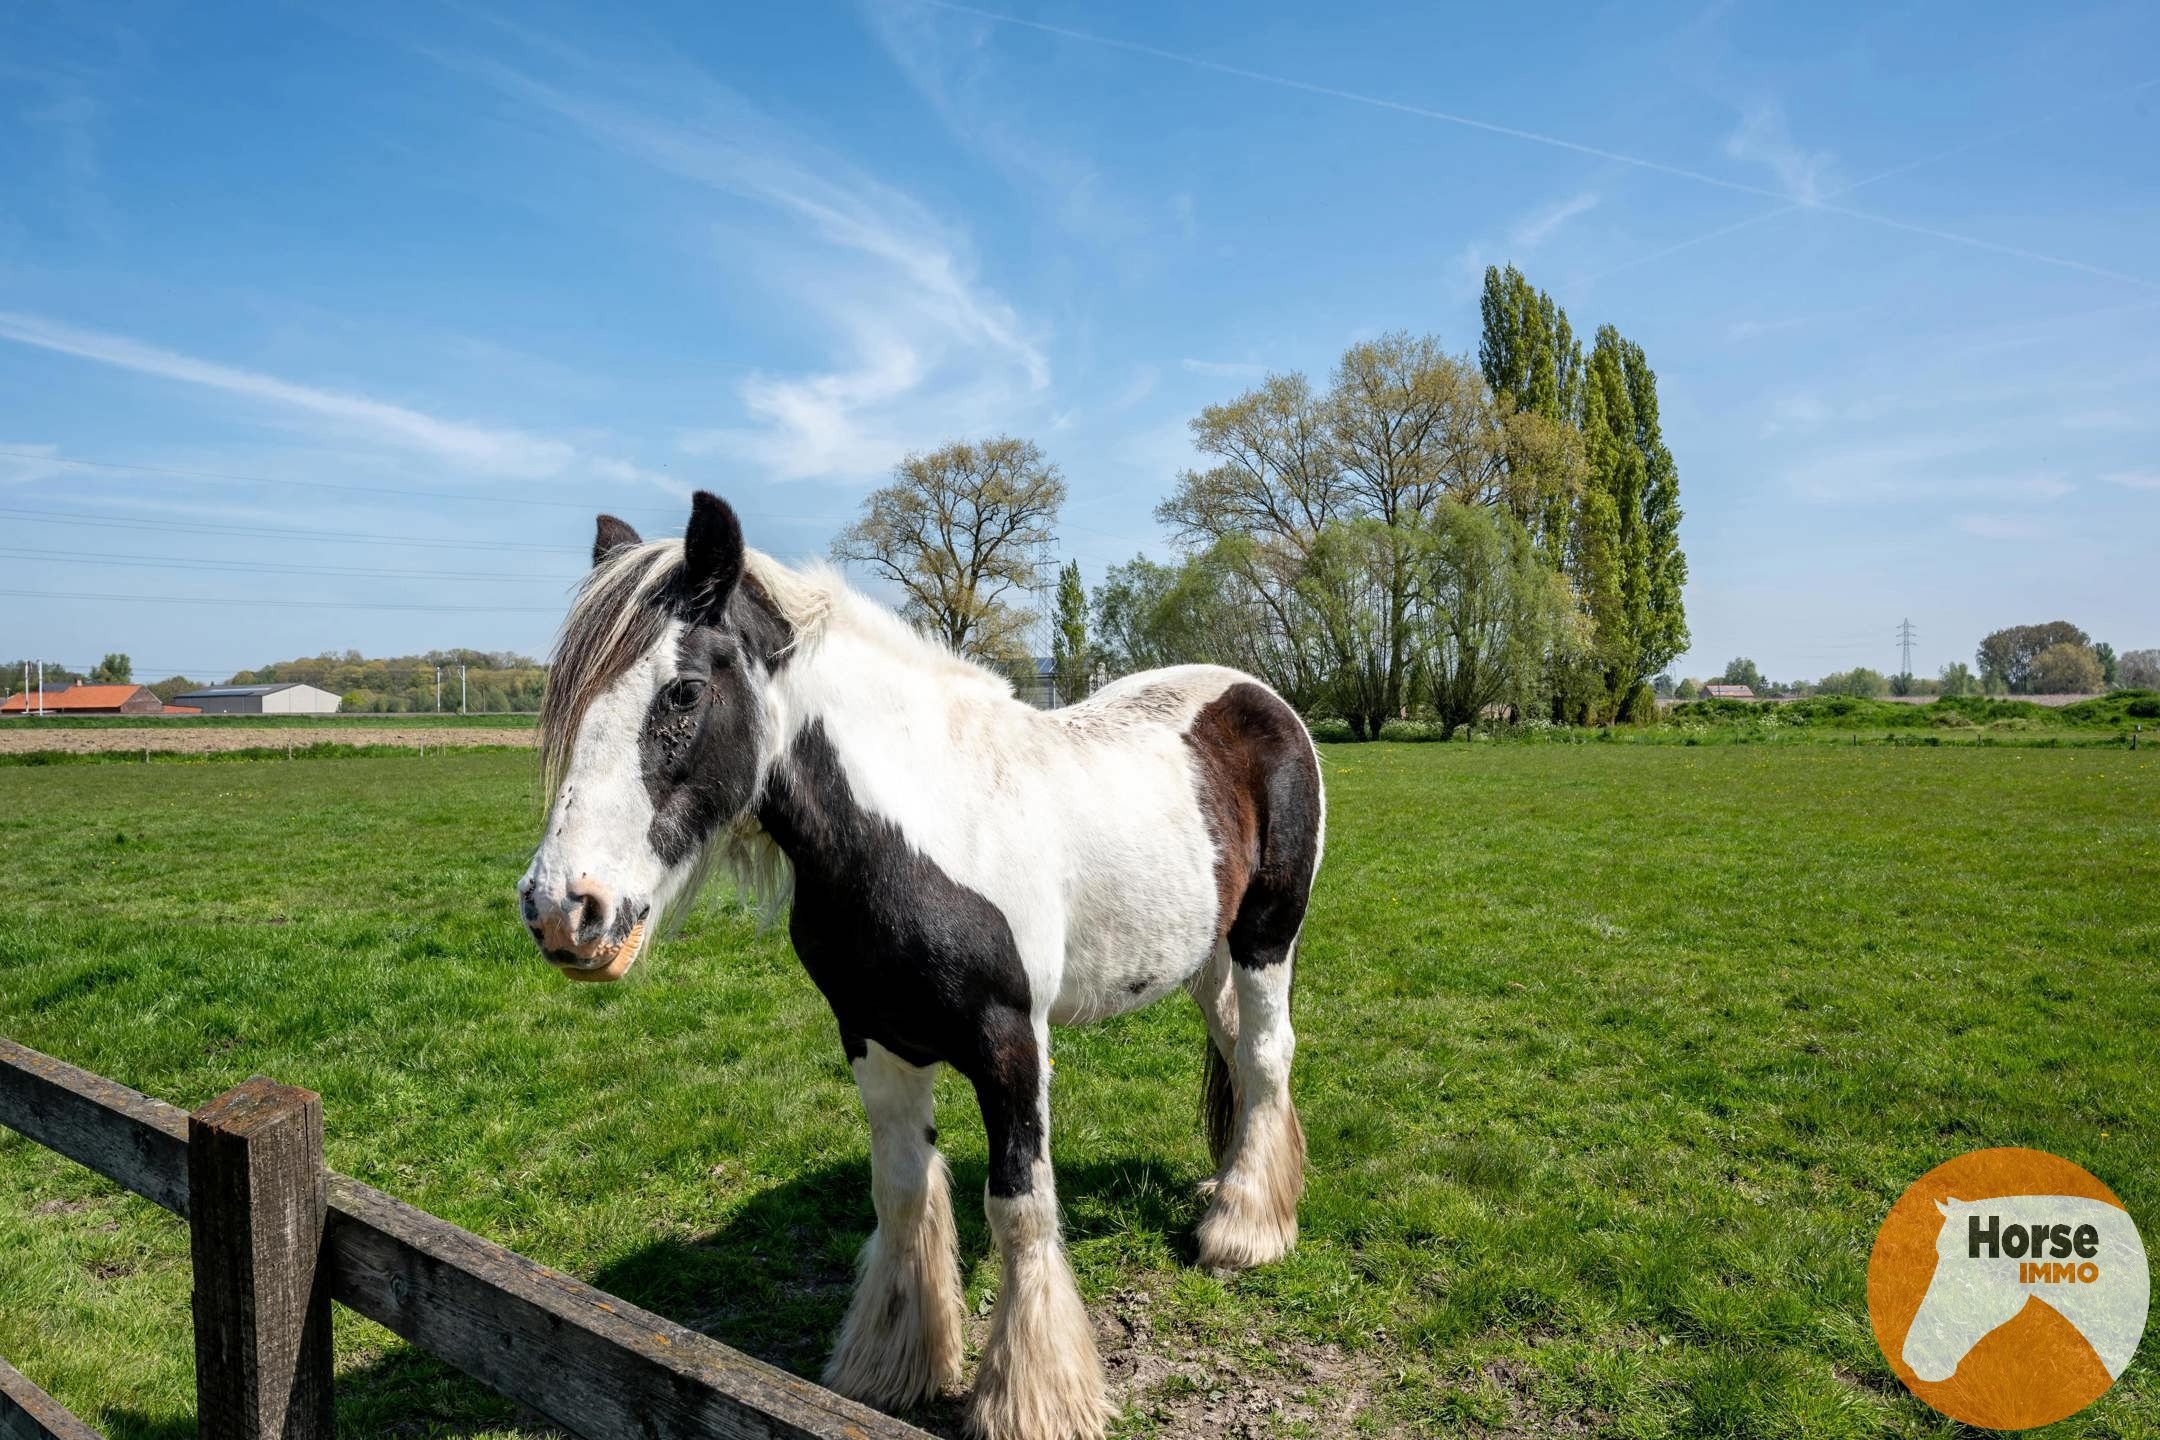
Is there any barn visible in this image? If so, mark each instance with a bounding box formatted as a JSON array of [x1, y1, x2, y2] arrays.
[[0, 684, 199, 717], [173, 682, 342, 715]]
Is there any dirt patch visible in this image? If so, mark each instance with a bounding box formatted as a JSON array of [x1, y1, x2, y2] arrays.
[[0, 726, 535, 756], [899, 1287, 1403, 1439]]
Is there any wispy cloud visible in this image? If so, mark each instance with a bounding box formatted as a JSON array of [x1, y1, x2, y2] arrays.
[[0, 311, 682, 492], [1180, 357, 1268, 379], [863, 1, 1154, 252], [1727, 315, 1810, 343], [1508, 191, 1599, 249], [2103, 469, 2160, 491], [1956, 512, 2064, 541], [441, 42, 1048, 483], [1722, 101, 1839, 205], [0, 310, 583, 477], [0, 442, 66, 487]]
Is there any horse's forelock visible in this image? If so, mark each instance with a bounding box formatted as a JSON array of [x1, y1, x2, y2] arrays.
[[537, 543, 835, 802], [539, 540, 685, 800]]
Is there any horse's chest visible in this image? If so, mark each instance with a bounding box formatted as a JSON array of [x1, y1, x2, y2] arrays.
[[787, 852, 1031, 1068]]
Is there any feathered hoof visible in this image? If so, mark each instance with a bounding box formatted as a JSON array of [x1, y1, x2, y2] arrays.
[[1195, 1177, 1298, 1274], [822, 1229, 965, 1411], [966, 1344, 1114, 1440]]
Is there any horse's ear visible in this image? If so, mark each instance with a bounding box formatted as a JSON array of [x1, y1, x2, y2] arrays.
[[682, 491, 744, 620], [1936, 1198, 1952, 1216], [593, 514, 641, 567]]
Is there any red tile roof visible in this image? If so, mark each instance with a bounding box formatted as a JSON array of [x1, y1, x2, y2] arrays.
[[2, 684, 155, 713]]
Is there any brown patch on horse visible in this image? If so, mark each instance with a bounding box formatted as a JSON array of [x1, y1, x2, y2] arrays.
[[1182, 682, 1319, 948]]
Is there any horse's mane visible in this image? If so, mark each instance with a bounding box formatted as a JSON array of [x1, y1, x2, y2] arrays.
[[538, 540, 1010, 801]]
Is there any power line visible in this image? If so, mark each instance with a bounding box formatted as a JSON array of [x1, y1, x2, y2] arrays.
[[0, 587, 560, 614], [0, 447, 852, 527], [0, 504, 586, 554], [0, 546, 578, 586]]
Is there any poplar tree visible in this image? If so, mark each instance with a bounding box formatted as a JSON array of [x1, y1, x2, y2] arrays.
[[1051, 559, 1090, 703], [1578, 327, 1688, 719]]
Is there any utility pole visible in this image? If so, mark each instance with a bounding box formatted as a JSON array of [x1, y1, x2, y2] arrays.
[[36, 660, 43, 716], [434, 665, 441, 713], [460, 664, 467, 715], [1897, 618, 1917, 681]]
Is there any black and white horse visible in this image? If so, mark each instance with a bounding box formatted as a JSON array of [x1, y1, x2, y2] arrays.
[[519, 494, 1324, 1440]]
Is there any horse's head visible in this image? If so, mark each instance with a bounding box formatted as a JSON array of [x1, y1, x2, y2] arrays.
[[1903, 1197, 2030, 1383], [519, 492, 791, 981]]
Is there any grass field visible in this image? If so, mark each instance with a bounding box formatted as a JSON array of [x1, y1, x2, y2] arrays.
[[1, 744, 2156, 1438]]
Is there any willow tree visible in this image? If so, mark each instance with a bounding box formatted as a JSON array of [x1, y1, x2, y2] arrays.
[[833, 436, 1065, 662], [1156, 372, 1342, 716]]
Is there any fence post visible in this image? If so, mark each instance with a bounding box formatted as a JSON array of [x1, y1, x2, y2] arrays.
[[187, 1078, 334, 1440]]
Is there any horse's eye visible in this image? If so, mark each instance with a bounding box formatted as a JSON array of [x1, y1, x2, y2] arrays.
[[666, 679, 703, 712]]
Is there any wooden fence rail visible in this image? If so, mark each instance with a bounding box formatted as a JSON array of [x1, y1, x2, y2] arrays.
[[0, 1037, 929, 1440]]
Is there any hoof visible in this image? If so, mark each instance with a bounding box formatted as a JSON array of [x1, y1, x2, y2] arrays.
[[823, 1226, 965, 1410], [1195, 1176, 1297, 1273], [967, 1351, 1114, 1440]]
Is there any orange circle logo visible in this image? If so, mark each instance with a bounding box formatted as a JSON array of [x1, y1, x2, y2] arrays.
[[1868, 1147, 2149, 1429]]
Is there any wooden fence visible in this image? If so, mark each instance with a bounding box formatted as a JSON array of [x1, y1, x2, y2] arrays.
[[0, 1036, 929, 1440]]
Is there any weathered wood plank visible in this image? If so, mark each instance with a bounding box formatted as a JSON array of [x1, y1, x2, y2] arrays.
[[0, 1354, 104, 1440], [324, 1176, 930, 1440], [0, 1038, 188, 1217], [188, 1079, 335, 1440]]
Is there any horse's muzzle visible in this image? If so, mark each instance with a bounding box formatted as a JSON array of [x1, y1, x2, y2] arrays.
[[521, 873, 650, 982]]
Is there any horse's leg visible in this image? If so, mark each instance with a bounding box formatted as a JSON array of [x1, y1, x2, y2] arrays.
[[1187, 939, 1238, 1171], [965, 1009, 1111, 1440], [824, 1038, 965, 1410], [1195, 931, 1305, 1272]]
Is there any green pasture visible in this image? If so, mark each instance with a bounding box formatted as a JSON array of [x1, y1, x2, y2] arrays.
[[0, 744, 2155, 1438]]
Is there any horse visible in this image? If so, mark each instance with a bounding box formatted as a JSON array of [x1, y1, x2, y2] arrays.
[[516, 493, 1325, 1440], [1904, 1195, 2146, 1385]]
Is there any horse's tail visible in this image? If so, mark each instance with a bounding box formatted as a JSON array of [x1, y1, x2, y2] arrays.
[[1202, 1033, 1236, 1169]]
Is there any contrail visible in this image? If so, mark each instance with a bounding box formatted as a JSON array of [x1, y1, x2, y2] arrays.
[[912, 0, 2159, 293], [1583, 77, 2160, 288], [910, 0, 1788, 202]]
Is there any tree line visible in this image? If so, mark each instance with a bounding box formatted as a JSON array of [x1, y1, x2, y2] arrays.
[[834, 265, 1689, 739], [1680, 623, 2149, 701], [2, 650, 548, 713]]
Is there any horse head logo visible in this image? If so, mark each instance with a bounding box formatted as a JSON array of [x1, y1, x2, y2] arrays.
[[1902, 1194, 2147, 1384]]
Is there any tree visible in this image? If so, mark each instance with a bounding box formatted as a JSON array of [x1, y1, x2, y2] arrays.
[[1651, 672, 1675, 698], [1674, 677, 1699, 699], [1563, 326, 1693, 723], [1092, 549, 1277, 685], [1817, 667, 1886, 698], [148, 675, 200, 703], [1938, 661, 1978, 697], [1051, 560, 1090, 703], [1975, 621, 2090, 694], [1478, 263, 1583, 424], [833, 436, 1065, 662], [89, 653, 132, 683], [2119, 649, 2160, 691], [2094, 641, 2118, 688], [1161, 338, 1515, 737], [1719, 657, 1764, 690], [2027, 642, 2104, 695], [1411, 502, 1585, 737]]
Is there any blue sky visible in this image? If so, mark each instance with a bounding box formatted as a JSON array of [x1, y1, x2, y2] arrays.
[[2, 0, 2155, 685]]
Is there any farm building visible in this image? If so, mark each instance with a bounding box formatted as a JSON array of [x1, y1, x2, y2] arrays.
[[1702, 684, 1757, 700], [173, 682, 342, 715], [0, 684, 200, 717]]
